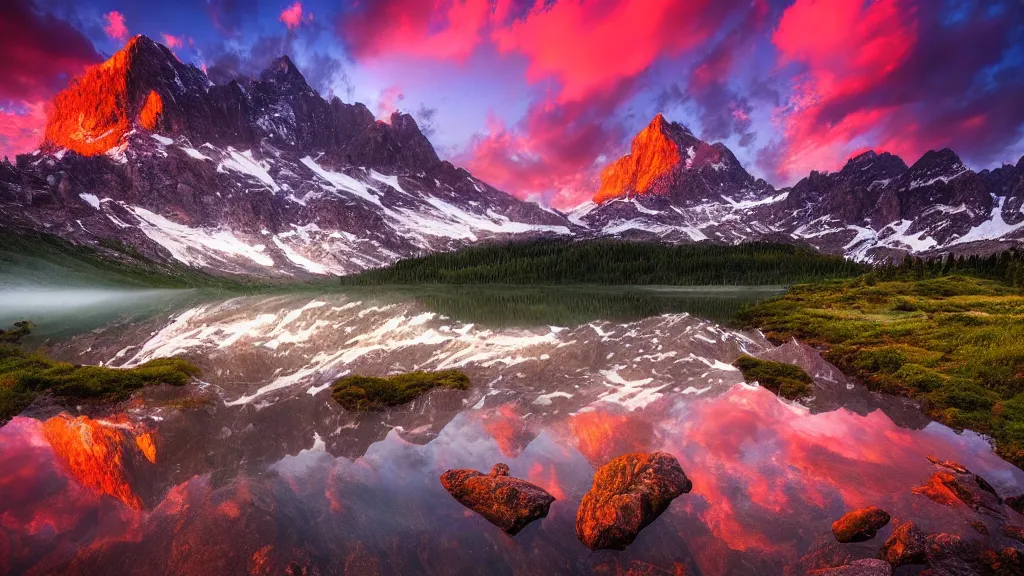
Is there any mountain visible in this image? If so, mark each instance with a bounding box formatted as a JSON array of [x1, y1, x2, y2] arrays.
[[576, 115, 1024, 261], [1, 36, 1021, 275], [0, 36, 570, 277]]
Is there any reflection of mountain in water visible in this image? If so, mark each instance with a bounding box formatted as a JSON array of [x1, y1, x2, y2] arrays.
[[3, 291, 1023, 574], [33, 292, 929, 492]]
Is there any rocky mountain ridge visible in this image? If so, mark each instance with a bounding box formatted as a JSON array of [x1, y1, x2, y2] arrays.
[[1, 36, 1022, 277], [577, 115, 1024, 261], [0, 36, 570, 277]]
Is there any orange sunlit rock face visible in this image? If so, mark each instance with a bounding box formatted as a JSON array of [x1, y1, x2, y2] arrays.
[[593, 114, 682, 204], [41, 36, 157, 156], [138, 90, 163, 131], [42, 414, 155, 510]]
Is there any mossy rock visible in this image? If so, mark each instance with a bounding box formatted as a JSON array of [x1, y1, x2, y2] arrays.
[[330, 369, 471, 412], [733, 355, 814, 400], [0, 323, 200, 423]]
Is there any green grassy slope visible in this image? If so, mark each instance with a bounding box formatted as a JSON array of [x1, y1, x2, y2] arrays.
[[738, 273, 1024, 467]]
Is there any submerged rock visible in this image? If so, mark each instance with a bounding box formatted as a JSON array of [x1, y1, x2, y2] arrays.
[[440, 463, 555, 535], [1005, 494, 1024, 516], [971, 520, 991, 535], [1001, 524, 1024, 544], [880, 521, 926, 567], [913, 457, 1004, 517], [831, 507, 891, 543], [920, 532, 1024, 575], [808, 559, 893, 576], [575, 451, 692, 550]]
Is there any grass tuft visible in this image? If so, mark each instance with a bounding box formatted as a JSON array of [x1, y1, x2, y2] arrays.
[[733, 355, 814, 400], [0, 323, 201, 424], [330, 370, 471, 412]]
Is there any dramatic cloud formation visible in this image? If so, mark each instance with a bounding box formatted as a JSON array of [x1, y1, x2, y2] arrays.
[[103, 10, 128, 40], [279, 2, 311, 30], [769, 0, 1024, 182], [0, 101, 48, 160], [3, 0, 1023, 203], [338, 0, 491, 61], [375, 86, 405, 119], [0, 0, 102, 158]]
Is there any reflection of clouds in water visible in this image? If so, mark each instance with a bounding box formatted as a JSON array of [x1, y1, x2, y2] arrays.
[[3, 382, 1024, 574], [7, 293, 1024, 574], [661, 386, 1024, 558]]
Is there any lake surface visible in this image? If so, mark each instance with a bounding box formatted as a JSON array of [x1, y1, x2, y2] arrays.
[[2, 287, 1023, 575]]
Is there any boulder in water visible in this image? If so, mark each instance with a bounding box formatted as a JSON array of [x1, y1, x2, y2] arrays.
[[575, 451, 692, 550], [831, 507, 891, 543], [440, 463, 555, 535], [880, 521, 926, 567], [808, 559, 893, 575]]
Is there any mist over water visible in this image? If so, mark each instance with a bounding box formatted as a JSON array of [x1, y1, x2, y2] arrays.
[[0, 288, 197, 344]]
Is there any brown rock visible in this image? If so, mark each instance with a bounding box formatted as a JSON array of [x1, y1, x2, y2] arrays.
[[440, 463, 555, 535], [831, 507, 891, 543], [914, 457, 1004, 518], [575, 451, 692, 550], [808, 558, 893, 576], [925, 455, 970, 474], [880, 521, 926, 566]]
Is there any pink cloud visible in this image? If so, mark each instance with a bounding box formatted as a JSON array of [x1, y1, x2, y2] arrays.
[[103, 11, 128, 41], [338, 0, 491, 61], [770, 0, 919, 179], [490, 0, 730, 104], [375, 86, 405, 120], [0, 101, 47, 159], [161, 33, 183, 50], [279, 2, 311, 30]]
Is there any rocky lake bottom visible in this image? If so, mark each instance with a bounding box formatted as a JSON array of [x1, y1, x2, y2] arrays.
[[2, 288, 1023, 575]]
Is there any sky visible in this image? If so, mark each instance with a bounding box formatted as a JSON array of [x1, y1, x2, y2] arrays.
[[2, 0, 1023, 209]]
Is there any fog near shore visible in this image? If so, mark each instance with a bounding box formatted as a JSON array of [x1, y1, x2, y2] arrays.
[[0, 288, 192, 334]]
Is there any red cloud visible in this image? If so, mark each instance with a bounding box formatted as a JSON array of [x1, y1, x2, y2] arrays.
[[456, 89, 630, 209], [771, 0, 919, 179], [490, 0, 729, 104], [103, 11, 128, 41], [0, 101, 47, 159], [0, 1, 101, 159], [162, 33, 184, 50], [339, 0, 490, 61], [280, 2, 311, 30]]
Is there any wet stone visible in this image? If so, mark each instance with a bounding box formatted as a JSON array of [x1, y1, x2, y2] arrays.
[[440, 463, 555, 535], [575, 451, 692, 550], [831, 507, 891, 543]]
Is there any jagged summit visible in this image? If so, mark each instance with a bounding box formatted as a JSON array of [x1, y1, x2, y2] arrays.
[[577, 112, 1023, 260], [592, 113, 764, 205], [41, 34, 186, 155], [593, 114, 692, 203], [5, 34, 572, 279], [36, 35, 443, 173], [258, 55, 314, 95], [840, 150, 907, 175]]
